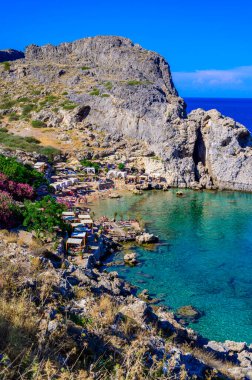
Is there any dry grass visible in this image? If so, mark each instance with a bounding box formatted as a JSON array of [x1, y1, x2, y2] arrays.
[[89, 295, 119, 328], [181, 343, 235, 378], [0, 294, 37, 358], [1, 231, 18, 244]]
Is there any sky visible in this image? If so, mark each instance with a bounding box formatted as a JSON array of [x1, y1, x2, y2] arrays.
[[1, 0, 252, 98]]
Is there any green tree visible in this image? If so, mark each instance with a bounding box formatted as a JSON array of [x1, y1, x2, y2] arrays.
[[23, 196, 67, 237], [118, 163, 125, 170]]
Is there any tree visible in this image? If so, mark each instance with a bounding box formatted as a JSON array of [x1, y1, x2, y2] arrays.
[[118, 163, 125, 171], [22, 196, 67, 237]]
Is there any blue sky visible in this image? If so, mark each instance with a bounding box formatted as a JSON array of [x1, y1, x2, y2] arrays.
[[1, 0, 252, 97]]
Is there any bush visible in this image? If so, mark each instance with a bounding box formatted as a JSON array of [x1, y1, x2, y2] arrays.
[[0, 127, 8, 133], [0, 191, 22, 228], [1, 61, 10, 71], [89, 88, 100, 96], [101, 94, 110, 98], [22, 103, 36, 117], [60, 100, 77, 110], [0, 99, 16, 109], [104, 81, 113, 90], [17, 97, 30, 103], [81, 66, 90, 70], [127, 80, 144, 86], [8, 112, 20, 121], [80, 159, 100, 173], [24, 136, 40, 144], [0, 155, 46, 188], [0, 173, 34, 201], [31, 119, 46, 128], [39, 146, 61, 162], [118, 163, 125, 170], [23, 195, 67, 237]]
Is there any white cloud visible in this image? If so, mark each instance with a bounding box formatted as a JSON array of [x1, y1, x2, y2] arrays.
[[172, 66, 252, 96]]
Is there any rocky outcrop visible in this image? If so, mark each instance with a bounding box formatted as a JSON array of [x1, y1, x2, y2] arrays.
[[2, 36, 252, 191], [188, 109, 252, 191], [0, 49, 24, 62], [136, 232, 159, 244]]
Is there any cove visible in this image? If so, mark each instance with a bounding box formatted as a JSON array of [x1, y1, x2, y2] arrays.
[[92, 190, 252, 343]]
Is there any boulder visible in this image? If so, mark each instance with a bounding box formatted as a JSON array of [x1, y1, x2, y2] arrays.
[[136, 233, 159, 244], [124, 252, 138, 265], [176, 305, 202, 322]]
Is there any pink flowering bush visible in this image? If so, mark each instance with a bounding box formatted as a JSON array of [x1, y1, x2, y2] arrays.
[[0, 173, 34, 201], [0, 191, 21, 228]]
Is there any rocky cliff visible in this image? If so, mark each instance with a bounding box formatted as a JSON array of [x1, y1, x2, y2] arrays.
[[0, 49, 24, 62], [1, 36, 252, 191]]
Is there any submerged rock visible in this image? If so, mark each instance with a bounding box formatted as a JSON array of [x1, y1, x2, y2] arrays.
[[177, 305, 203, 322]]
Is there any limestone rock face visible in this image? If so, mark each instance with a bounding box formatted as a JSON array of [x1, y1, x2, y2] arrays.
[[2, 36, 252, 191], [188, 109, 252, 191]]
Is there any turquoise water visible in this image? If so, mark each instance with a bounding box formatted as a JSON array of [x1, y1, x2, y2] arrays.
[[92, 190, 252, 343]]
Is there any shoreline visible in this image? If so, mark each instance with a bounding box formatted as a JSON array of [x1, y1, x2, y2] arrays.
[[87, 187, 252, 345]]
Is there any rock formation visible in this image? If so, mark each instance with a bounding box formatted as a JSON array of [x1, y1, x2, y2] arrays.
[[1, 36, 252, 191], [0, 49, 24, 62]]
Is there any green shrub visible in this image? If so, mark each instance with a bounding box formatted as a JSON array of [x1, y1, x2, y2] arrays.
[[0, 127, 8, 133], [81, 66, 90, 70], [22, 103, 36, 117], [17, 97, 30, 103], [8, 112, 20, 121], [127, 80, 144, 86], [22, 195, 67, 237], [31, 90, 41, 95], [39, 146, 61, 162], [118, 163, 125, 170], [89, 88, 100, 96], [101, 94, 110, 98], [62, 91, 68, 95], [0, 154, 46, 187], [69, 313, 92, 327], [45, 95, 58, 103], [24, 136, 40, 144], [104, 81, 113, 90], [80, 159, 100, 173], [1, 61, 10, 71], [60, 100, 77, 110], [31, 119, 46, 128], [0, 99, 16, 109]]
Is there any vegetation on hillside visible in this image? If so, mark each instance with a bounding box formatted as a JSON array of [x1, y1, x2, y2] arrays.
[[0, 155, 46, 187], [23, 195, 67, 237], [0, 129, 61, 161]]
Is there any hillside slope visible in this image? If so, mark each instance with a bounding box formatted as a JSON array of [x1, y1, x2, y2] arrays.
[[0, 36, 252, 190]]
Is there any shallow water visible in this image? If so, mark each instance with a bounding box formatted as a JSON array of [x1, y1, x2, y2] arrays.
[[92, 190, 252, 343]]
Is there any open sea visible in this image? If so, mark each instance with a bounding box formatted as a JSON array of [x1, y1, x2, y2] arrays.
[[93, 190, 252, 343], [185, 97, 252, 132]]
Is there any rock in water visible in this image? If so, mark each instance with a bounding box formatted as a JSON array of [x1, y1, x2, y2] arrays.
[[2, 36, 252, 191], [124, 252, 138, 266], [177, 305, 203, 322], [136, 233, 159, 244]]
